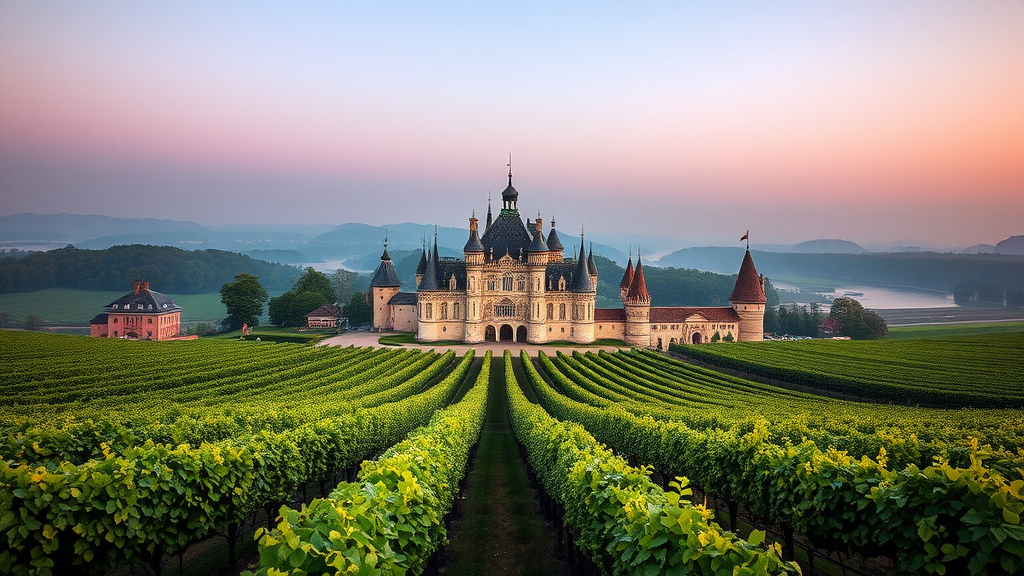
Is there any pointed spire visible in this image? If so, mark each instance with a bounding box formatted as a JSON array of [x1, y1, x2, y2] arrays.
[[620, 249, 634, 289], [587, 241, 597, 276], [371, 235, 401, 287], [416, 238, 427, 276], [464, 212, 484, 252], [570, 234, 593, 292], [626, 250, 651, 304], [486, 192, 493, 229], [419, 244, 440, 291], [546, 215, 564, 253], [528, 216, 549, 253], [729, 249, 767, 304], [501, 155, 519, 211]]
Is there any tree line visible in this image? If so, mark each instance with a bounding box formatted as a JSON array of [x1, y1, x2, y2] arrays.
[[0, 245, 301, 294], [219, 268, 371, 331]]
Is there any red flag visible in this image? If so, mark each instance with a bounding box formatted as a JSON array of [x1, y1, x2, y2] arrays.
[[740, 231, 749, 242]]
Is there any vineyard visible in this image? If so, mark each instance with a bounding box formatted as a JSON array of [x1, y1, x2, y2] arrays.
[[669, 333, 1024, 408], [1, 330, 1023, 575]]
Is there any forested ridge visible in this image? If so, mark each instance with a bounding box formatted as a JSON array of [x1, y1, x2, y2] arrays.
[[0, 245, 301, 294]]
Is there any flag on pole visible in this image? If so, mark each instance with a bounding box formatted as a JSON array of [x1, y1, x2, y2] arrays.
[[740, 230, 749, 242]]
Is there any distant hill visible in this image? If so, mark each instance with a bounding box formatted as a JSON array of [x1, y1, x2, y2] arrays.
[[962, 244, 996, 254], [995, 235, 1024, 255], [0, 245, 301, 294], [657, 247, 1024, 292], [0, 213, 207, 241], [755, 239, 867, 254], [246, 249, 310, 264]]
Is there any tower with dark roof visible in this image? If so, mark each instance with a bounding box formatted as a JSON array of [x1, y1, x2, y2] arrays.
[[546, 216, 564, 262], [729, 249, 767, 341], [587, 242, 598, 288], [619, 252, 634, 303], [463, 213, 485, 342], [370, 242, 402, 331]]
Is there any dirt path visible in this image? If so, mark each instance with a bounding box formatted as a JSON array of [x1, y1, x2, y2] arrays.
[[441, 354, 564, 576]]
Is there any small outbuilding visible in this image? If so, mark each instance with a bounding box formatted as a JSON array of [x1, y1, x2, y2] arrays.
[[306, 305, 345, 328]]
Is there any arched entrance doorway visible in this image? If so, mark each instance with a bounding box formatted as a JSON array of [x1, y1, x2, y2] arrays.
[[485, 325, 497, 342], [500, 324, 514, 342], [516, 326, 528, 342], [691, 332, 702, 344]]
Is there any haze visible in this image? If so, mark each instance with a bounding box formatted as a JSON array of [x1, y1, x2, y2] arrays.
[[1, 1, 1022, 247]]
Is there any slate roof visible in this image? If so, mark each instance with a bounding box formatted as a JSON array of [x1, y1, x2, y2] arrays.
[[370, 248, 402, 287], [415, 249, 427, 275], [528, 224, 549, 252], [501, 173, 518, 201], [570, 238, 593, 292], [419, 248, 440, 290], [544, 262, 577, 290], [104, 286, 182, 313], [649, 307, 740, 323], [546, 225, 564, 253], [587, 245, 598, 276], [388, 292, 418, 305], [480, 211, 532, 262], [437, 259, 468, 291], [464, 228, 484, 252], [89, 313, 109, 325], [728, 250, 767, 304]]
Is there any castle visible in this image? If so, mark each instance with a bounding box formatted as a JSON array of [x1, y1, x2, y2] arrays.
[[370, 167, 766, 347]]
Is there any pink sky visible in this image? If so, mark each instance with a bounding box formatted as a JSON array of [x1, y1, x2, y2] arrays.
[[1, 1, 1022, 248]]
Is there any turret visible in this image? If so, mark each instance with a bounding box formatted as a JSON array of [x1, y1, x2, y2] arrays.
[[501, 156, 518, 211], [463, 214, 485, 342], [526, 217, 549, 343], [570, 234, 596, 343], [619, 253, 634, 303], [415, 243, 427, 288], [370, 242, 402, 331], [729, 249, 767, 341], [546, 216, 565, 262], [623, 252, 651, 347], [587, 242, 598, 288]]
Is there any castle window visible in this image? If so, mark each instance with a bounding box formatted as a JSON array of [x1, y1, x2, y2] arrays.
[[558, 276, 566, 290], [440, 302, 448, 320], [517, 278, 525, 291], [547, 303, 553, 320], [502, 274, 513, 291], [559, 303, 566, 320], [488, 278, 496, 291], [495, 304, 514, 317], [426, 303, 433, 319], [450, 275, 457, 290], [453, 302, 460, 319]]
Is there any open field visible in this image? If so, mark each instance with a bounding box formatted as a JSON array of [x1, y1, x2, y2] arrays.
[[887, 320, 1024, 339], [0, 288, 231, 324]]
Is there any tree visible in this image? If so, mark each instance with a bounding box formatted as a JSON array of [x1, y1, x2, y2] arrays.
[[293, 268, 334, 303], [220, 273, 268, 331], [332, 269, 358, 306], [25, 315, 44, 330], [711, 331, 721, 342], [829, 297, 887, 340], [345, 292, 372, 327], [269, 268, 335, 326]]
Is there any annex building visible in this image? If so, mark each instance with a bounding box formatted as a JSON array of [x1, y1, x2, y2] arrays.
[[370, 168, 766, 347], [90, 281, 183, 340]]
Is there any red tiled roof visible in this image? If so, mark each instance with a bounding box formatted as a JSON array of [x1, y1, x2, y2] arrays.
[[729, 250, 767, 304], [595, 308, 626, 321], [649, 307, 740, 323], [626, 258, 651, 303], [619, 256, 634, 288]]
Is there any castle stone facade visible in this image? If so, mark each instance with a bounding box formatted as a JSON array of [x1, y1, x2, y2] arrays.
[[371, 168, 766, 346]]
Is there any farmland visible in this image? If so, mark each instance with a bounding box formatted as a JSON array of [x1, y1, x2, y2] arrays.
[[1, 331, 1022, 575], [670, 333, 1024, 407]]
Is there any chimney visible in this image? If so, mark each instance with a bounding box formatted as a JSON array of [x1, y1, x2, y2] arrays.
[[143, 280, 150, 291], [134, 281, 141, 295], [535, 218, 543, 235], [470, 216, 478, 233]]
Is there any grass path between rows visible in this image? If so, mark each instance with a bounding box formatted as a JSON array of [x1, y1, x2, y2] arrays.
[[441, 354, 564, 576]]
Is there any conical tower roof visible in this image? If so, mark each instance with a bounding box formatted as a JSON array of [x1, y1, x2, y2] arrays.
[[418, 247, 440, 291], [620, 255, 634, 289], [570, 237, 593, 292], [370, 245, 401, 287], [415, 246, 427, 275], [626, 255, 650, 303], [729, 250, 767, 304], [528, 221, 549, 253], [546, 218, 564, 252], [464, 227, 484, 252], [587, 243, 597, 275]]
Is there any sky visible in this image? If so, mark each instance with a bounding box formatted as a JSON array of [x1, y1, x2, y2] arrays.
[[1, 1, 1022, 248]]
